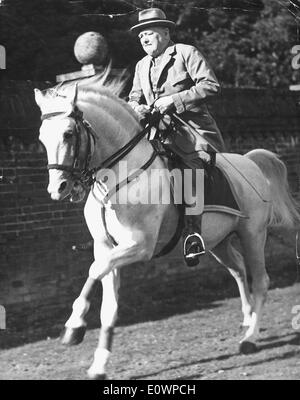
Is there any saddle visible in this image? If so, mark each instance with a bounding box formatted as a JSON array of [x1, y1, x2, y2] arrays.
[[147, 112, 242, 216], [147, 111, 216, 183]]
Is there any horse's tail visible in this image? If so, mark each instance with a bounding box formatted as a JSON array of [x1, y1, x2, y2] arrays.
[[245, 149, 300, 229]]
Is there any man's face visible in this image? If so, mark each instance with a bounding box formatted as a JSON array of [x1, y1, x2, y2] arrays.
[[138, 27, 170, 57]]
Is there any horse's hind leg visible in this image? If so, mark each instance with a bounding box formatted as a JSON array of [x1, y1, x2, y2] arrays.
[[211, 235, 253, 328], [239, 228, 270, 352], [87, 269, 120, 380]]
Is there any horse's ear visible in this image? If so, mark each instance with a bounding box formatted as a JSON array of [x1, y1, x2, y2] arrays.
[[34, 88, 44, 107], [69, 83, 78, 107]]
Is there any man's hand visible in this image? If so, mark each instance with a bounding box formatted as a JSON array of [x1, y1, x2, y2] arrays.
[[134, 104, 151, 119], [154, 95, 174, 114]]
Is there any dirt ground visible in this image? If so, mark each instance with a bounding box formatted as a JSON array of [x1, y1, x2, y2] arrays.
[[0, 281, 300, 380]]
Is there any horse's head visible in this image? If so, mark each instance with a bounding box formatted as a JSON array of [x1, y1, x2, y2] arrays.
[[34, 85, 92, 202]]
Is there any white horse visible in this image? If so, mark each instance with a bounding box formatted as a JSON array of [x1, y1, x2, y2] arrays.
[[34, 76, 300, 379]]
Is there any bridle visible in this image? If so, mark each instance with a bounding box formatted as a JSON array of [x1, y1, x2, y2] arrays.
[[41, 108, 96, 186]]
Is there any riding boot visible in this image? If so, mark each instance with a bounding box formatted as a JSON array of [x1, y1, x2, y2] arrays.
[[183, 215, 205, 267], [72, 240, 94, 252]]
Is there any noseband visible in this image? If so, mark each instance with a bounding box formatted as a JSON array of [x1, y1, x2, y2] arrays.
[[41, 108, 96, 186]]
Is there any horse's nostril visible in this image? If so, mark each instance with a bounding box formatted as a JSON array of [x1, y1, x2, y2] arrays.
[[58, 181, 67, 193]]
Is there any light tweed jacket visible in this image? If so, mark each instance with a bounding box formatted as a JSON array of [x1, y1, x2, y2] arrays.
[[128, 43, 226, 157]]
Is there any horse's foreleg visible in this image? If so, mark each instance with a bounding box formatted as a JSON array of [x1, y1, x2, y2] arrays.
[[86, 234, 152, 379], [61, 242, 113, 345], [88, 234, 152, 280], [87, 269, 120, 380], [62, 232, 151, 348], [61, 277, 98, 345]]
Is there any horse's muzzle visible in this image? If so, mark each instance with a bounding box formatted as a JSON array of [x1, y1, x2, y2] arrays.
[[48, 174, 74, 201]]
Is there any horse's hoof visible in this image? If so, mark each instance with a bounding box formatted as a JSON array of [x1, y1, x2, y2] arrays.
[[87, 371, 107, 380], [60, 326, 86, 346], [239, 341, 258, 354]]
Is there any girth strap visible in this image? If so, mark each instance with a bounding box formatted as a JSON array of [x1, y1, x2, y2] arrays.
[[101, 206, 118, 247], [153, 203, 185, 258], [94, 150, 158, 248]]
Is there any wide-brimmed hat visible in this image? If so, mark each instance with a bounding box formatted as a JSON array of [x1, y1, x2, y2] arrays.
[[130, 8, 175, 34]]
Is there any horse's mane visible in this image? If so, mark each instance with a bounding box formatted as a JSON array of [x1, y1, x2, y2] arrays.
[[43, 65, 140, 127]]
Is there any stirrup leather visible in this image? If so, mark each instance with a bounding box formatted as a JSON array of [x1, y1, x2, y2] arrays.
[[183, 233, 206, 258]]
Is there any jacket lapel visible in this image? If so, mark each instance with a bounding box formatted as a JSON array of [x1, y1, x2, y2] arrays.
[[139, 44, 176, 105], [140, 56, 154, 105], [156, 44, 176, 86]]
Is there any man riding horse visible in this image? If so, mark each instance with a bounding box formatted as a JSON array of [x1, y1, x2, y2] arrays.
[[34, 18, 300, 377], [128, 8, 226, 262]]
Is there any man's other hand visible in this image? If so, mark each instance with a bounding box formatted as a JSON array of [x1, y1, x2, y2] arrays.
[[135, 104, 151, 119], [154, 96, 174, 114]]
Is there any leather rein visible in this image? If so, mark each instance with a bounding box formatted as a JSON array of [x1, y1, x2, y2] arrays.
[[42, 108, 157, 187]]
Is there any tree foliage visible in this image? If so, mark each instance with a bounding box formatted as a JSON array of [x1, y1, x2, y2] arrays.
[[0, 0, 298, 87]]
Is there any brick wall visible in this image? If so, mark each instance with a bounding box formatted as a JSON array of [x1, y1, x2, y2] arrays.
[[0, 83, 300, 344], [214, 88, 300, 193], [0, 140, 93, 303]]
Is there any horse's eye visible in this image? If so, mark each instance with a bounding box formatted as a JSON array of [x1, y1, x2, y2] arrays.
[[64, 131, 73, 140]]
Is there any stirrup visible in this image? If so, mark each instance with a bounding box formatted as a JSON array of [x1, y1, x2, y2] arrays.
[[183, 233, 205, 267], [184, 233, 206, 257]]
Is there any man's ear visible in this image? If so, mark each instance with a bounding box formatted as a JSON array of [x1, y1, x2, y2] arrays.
[[34, 88, 44, 107]]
